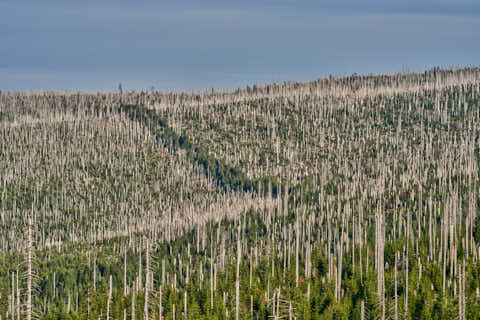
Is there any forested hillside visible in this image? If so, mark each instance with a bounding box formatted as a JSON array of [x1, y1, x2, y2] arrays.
[[1, 67, 480, 319]]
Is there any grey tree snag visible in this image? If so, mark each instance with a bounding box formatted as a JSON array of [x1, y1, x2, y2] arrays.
[[11, 272, 15, 320], [442, 205, 447, 295], [107, 275, 112, 320], [462, 262, 466, 320], [26, 219, 33, 320], [139, 250, 143, 292], [376, 207, 385, 320], [16, 272, 19, 320], [132, 283, 136, 320], [295, 218, 300, 288], [404, 248, 408, 319], [93, 258, 96, 292], [251, 295, 254, 319], [361, 300, 365, 320], [159, 285, 163, 320], [236, 221, 241, 320], [184, 291, 187, 320], [459, 262, 463, 320], [394, 252, 398, 320], [337, 228, 343, 300], [124, 248, 128, 297], [210, 257, 214, 310], [144, 240, 150, 320]]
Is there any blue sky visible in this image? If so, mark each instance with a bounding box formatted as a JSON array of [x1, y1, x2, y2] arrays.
[[1, 0, 479, 92]]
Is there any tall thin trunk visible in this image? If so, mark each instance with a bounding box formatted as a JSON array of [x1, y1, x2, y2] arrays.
[[26, 219, 33, 320], [16, 271, 19, 320], [394, 252, 398, 320], [361, 300, 365, 320], [144, 240, 150, 320], [87, 287, 90, 319], [404, 248, 408, 319], [251, 295, 254, 319], [236, 222, 241, 320], [93, 258, 96, 292], [337, 233, 343, 300], [462, 262, 466, 320], [289, 300, 293, 320], [459, 262, 463, 320], [139, 250, 143, 292], [184, 291, 187, 320], [124, 248, 128, 297], [159, 286, 163, 320], [11, 272, 15, 320], [132, 283, 136, 320], [376, 209, 385, 320], [295, 219, 300, 288], [442, 205, 446, 295], [107, 275, 112, 320], [211, 257, 214, 310]]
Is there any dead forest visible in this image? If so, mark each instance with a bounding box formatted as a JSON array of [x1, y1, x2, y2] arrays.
[[1, 67, 480, 319]]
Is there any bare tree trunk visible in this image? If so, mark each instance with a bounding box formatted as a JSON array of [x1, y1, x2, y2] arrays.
[[184, 291, 187, 320], [459, 262, 462, 320], [272, 289, 276, 319], [251, 295, 254, 319], [376, 208, 385, 320], [211, 257, 214, 310], [295, 219, 300, 288], [236, 222, 241, 320], [442, 206, 446, 295], [289, 300, 293, 320], [132, 283, 136, 320], [16, 272, 19, 320], [107, 275, 112, 320], [93, 258, 96, 292], [159, 286, 163, 320], [395, 252, 398, 320], [337, 232, 343, 300], [144, 240, 150, 320], [124, 248, 128, 297], [162, 259, 165, 287], [139, 250, 143, 292], [26, 219, 33, 320], [11, 272, 14, 320], [87, 287, 91, 319], [404, 248, 408, 319], [361, 300, 365, 320], [463, 262, 466, 320]]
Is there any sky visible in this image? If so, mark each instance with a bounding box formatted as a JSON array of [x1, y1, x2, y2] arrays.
[[1, 0, 479, 92]]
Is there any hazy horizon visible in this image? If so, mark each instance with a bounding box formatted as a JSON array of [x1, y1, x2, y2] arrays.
[[2, 0, 479, 92]]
